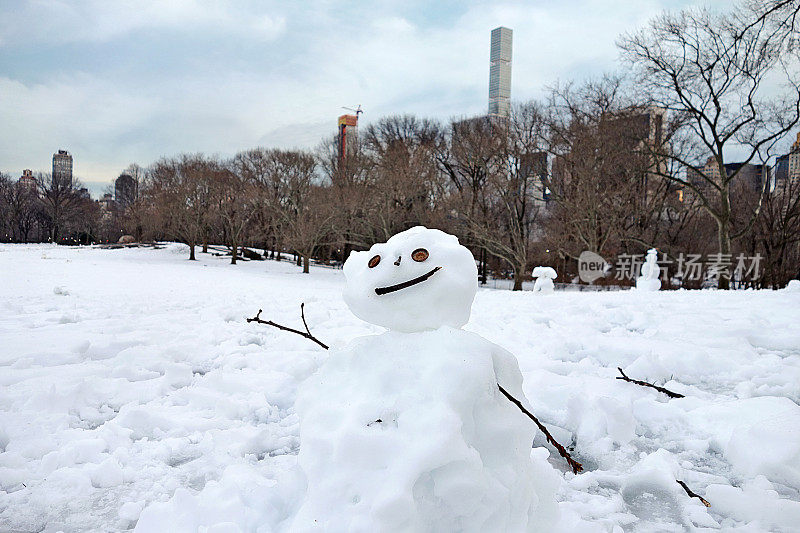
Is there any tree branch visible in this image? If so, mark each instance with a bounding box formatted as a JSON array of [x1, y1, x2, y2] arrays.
[[497, 384, 584, 474], [676, 479, 711, 507], [246, 306, 329, 350], [616, 367, 685, 399]]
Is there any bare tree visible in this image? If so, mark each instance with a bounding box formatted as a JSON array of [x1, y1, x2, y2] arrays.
[[618, 0, 800, 288], [472, 105, 549, 290], [0, 173, 12, 242], [219, 158, 257, 264], [38, 172, 89, 242], [317, 135, 373, 262], [543, 79, 661, 262], [264, 149, 335, 273], [752, 177, 800, 287], [283, 184, 338, 273], [360, 115, 443, 242], [6, 180, 40, 243], [148, 154, 214, 260]]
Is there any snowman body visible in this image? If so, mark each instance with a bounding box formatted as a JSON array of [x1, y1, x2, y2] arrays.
[[636, 249, 661, 291], [532, 267, 557, 294], [291, 227, 559, 532]]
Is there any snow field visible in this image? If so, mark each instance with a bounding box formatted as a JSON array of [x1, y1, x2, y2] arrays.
[[1, 243, 799, 531]]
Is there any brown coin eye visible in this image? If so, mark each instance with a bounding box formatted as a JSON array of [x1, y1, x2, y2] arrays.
[[368, 255, 381, 268], [412, 248, 429, 262]]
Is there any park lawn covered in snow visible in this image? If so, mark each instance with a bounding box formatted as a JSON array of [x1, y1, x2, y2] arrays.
[[1, 243, 799, 532]]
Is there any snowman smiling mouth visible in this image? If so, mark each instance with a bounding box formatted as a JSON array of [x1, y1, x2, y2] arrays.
[[375, 266, 442, 295]]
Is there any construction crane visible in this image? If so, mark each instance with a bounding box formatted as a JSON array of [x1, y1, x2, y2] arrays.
[[341, 105, 363, 117]]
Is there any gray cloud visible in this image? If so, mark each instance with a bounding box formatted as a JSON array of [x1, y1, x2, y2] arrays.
[[1, 0, 722, 184]]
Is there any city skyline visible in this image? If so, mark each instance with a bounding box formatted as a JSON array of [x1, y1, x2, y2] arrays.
[[1, 0, 739, 184]]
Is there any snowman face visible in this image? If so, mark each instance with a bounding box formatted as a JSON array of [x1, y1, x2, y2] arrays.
[[343, 226, 478, 332]]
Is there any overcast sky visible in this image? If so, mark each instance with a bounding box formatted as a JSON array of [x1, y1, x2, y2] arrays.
[[1, 0, 724, 189]]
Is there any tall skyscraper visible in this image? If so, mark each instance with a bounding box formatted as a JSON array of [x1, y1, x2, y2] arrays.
[[115, 173, 137, 207], [52, 149, 73, 187], [488, 27, 513, 117]]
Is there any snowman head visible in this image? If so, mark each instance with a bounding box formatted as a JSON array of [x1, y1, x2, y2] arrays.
[[532, 266, 557, 279], [343, 227, 478, 332]]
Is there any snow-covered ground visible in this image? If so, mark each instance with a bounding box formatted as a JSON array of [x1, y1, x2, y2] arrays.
[[1, 243, 799, 532]]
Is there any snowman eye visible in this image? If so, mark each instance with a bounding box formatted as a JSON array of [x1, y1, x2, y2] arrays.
[[411, 248, 429, 262], [368, 255, 381, 268]]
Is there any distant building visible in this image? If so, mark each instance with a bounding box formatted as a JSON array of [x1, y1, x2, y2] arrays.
[[774, 153, 789, 189], [687, 157, 769, 189], [52, 149, 73, 187], [520, 151, 550, 205], [18, 169, 36, 191], [603, 107, 665, 150], [488, 27, 513, 117], [99, 192, 115, 212], [787, 131, 800, 185], [684, 156, 769, 203], [772, 131, 800, 192], [115, 173, 137, 207], [550, 106, 666, 205], [337, 114, 359, 161]]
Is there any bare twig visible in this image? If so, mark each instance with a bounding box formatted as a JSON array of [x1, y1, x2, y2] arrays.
[[246, 306, 329, 350], [498, 384, 583, 474], [676, 480, 710, 507], [616, 367, 685, 399], [247, 304, 583, 474], [300, 303, 312, 337]]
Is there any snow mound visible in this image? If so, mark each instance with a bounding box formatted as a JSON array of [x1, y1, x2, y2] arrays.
[[343, 226, 477, 332], [291, 328, 560, 532], [785, 279, 800, 291], [689, 396, 800, 487]]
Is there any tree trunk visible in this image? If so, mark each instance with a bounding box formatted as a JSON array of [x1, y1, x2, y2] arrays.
[[512, 266, 524, 291], [202, 233, 208, 254], [189, 242, 196, 260], [231, 241, 238, 265], [479, 248, 488, 284], [303, 254, 310, 273], [717, 218, 731, 289]]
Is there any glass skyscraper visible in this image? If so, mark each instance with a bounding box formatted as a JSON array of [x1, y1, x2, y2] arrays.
[[489, 27, 513, 117]]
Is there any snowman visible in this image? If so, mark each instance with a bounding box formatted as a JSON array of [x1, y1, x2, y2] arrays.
[[635, 248, 662, 291], [291, 226, 560, 532], [531, 266, 557, 294]]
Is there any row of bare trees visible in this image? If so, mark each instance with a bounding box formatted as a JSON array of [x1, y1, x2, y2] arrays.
[[0, 172, 99, 244], [2, 0, 798, 288]]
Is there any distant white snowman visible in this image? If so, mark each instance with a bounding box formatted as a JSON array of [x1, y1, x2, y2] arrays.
[[532, 266, 557, 294], [636, 248, 662, 291], [291, 226, 560, 532]]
